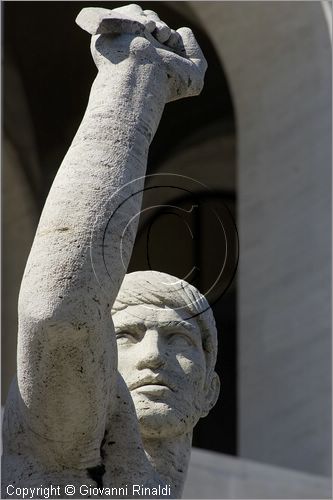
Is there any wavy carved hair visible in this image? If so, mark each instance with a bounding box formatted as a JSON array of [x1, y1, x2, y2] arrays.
[[112, 270, 218, 386]]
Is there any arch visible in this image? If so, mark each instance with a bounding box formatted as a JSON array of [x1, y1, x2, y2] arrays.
[[189, 1, 332, 476]]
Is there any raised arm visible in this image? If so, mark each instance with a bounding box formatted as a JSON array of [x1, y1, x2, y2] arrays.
[[16, 5, 207, 469]]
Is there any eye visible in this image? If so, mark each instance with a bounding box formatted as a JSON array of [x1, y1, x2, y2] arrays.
[[115, 332, 138, 345], [167, 332, 194, 348]]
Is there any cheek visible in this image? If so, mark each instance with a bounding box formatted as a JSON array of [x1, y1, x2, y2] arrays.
[[175, 353, 206, 418], [176, 350, 206, 382], [117, 346, 135, 378]]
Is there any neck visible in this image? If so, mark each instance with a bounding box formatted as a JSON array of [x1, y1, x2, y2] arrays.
[[142, 432, 192, 499]]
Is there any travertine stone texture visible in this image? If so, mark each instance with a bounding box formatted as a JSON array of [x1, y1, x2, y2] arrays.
[[113, 271, 220, 496], [2, 4, 217, 499]]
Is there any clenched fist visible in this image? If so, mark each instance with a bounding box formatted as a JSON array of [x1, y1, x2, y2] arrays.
[[76, 4, 207, 102]]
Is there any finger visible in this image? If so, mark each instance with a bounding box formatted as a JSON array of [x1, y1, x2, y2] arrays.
[[176, 27, 207, 73], [143, 9, 161, 22], [143, 9, 171, 43], [113, 4, 143, 17], [164, 29, 182, 50], [143, 9, 172, 41], [139, 16, 156, 33], [112, 4, 155, 33], [154, 22, 171, 44]]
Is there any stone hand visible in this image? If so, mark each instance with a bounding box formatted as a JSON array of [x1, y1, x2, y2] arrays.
[[76, 4, 207, 102]]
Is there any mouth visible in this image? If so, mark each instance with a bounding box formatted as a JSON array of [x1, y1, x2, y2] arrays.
[[132, 384, 173, 396], [130, 377, 174, 392]]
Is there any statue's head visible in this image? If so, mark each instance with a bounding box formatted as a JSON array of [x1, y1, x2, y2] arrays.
[[112, 271, 220, 439]]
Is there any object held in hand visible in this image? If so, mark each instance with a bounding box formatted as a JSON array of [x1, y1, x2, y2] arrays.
[[76, 8, 146, 35]]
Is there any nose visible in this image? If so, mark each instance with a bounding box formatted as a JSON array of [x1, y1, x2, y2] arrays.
[[136, 329, 166, 370]]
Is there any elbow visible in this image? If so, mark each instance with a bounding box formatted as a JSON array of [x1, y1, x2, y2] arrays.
[[19, 288, 68, 324], [18, 292, 87, 337], [18, 287, 103, 342]]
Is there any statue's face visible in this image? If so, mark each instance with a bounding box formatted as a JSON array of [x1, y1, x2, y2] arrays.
[[113, 304, 207, 438]]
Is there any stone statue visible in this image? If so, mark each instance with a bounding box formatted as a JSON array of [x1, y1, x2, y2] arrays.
[[2, 5, 220, 499]]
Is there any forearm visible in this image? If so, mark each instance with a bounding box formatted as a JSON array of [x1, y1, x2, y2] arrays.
[[20, 48, 167, 318]]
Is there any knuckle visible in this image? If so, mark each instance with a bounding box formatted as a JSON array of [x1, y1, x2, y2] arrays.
[[130, 36, 152, 53], [127, 4, 142, 12], [143, 18, 156, 32], [177, 26, 192, 37], [143, 9, 160, 21]]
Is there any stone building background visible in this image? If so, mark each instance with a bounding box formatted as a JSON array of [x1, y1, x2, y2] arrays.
[[2, 2, 332, 498]]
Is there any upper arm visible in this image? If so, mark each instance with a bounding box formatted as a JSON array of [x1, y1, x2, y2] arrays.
[[16, 305, 117, 469]]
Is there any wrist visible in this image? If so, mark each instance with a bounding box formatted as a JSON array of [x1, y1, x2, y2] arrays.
[[90, 33, 170, 133], [91, 52, 168, 142]]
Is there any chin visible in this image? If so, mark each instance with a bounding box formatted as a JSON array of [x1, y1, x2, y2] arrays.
[[132, 394, 200, 439]]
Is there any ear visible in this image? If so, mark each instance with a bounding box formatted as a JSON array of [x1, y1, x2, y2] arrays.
[[201, 372, 220, 418]]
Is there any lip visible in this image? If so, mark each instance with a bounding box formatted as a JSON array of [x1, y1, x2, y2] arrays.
[[133, 384, 173, 395], [129, 376, 174, 392]]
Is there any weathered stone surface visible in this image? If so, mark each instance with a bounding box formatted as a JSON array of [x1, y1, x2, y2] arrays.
[[2, 4, 216, 499], [113, 271, 219, 496], [76, 8, 146, 36]]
